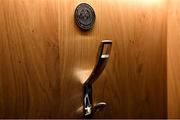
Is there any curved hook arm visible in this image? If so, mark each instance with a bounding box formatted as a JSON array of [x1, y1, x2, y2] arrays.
[[84, 40, 112, 86]]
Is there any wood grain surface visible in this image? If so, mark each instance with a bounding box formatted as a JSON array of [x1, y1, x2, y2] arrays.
[[0, 0, 60, 118], [92, 0, 167, 118], [168, 0, 180, 118], [0, 0, 167, 118]]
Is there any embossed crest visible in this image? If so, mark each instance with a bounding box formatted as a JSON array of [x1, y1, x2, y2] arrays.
[[74, 3, 96, 31]]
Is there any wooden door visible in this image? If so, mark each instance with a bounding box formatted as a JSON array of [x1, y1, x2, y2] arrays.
[[0, 0, 167, 118]]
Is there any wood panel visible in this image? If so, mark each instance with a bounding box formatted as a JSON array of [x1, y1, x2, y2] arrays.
[[0, 0, 167, 118], [168, 0, 180, 118], [92, 0, 167, 118], [0, 0, 61, 118]]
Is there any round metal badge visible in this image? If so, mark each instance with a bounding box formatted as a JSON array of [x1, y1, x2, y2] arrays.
[[74, 3, 96, 31]]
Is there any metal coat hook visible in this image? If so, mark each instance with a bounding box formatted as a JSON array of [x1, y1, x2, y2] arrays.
[[83, 40, 112, 118]]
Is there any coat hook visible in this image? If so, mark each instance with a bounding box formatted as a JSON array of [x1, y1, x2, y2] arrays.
[[83, 40, 112, 118]]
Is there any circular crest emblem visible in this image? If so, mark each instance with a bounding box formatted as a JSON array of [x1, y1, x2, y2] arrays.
[[74, 3, 96, 31]]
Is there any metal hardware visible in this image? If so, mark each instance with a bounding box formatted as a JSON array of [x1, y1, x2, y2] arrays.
[[93, 102, 107, 114], [74, 3, 96, 31], [83, 40, 112, 118]]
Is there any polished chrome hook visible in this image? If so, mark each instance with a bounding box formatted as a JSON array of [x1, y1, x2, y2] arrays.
[[83, 40, 112, 118]]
